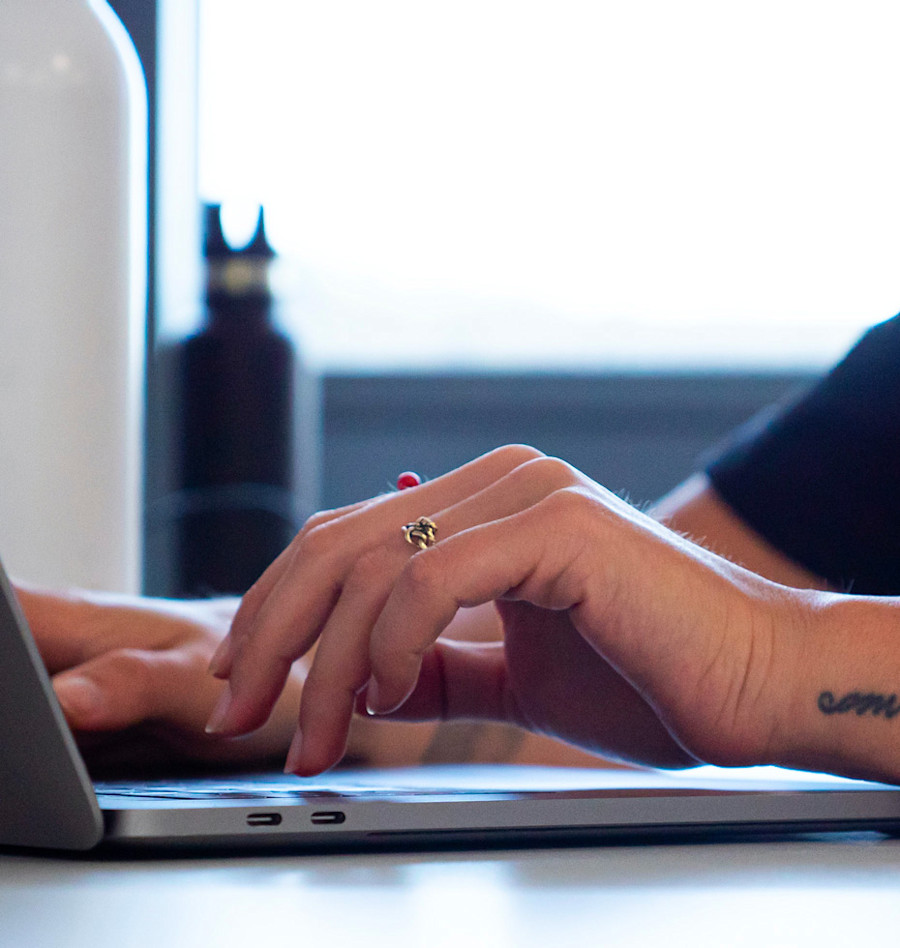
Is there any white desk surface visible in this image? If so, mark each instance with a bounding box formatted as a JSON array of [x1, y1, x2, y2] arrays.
[[3, 834, 900, 946]]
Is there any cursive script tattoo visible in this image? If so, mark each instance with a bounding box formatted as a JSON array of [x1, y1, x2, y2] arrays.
[[818, 690, 900, 719]]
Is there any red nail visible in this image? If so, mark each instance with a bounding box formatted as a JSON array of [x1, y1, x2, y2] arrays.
[[396, 471, 421, 491]]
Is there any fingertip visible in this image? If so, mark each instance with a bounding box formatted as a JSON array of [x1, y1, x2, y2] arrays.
[[283, 727, 304, 774], [283, 730, 337, 778], [204, 683, 234, 734], [364, 677, 383, 716], [293, 686, 355, 775], [204, 680, 282, 737], [364, 675, 408, 717]]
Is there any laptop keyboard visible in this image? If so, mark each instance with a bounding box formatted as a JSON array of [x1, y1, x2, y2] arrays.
[[92, 773, 515, 801], [93, 765, 663, 802], [94, 778, 418, 800]]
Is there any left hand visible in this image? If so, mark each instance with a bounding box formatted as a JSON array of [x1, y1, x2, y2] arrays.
[[17, 584, 306, 771]]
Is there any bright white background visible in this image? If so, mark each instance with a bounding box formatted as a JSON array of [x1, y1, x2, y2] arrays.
[[197, 0, 900, 371]]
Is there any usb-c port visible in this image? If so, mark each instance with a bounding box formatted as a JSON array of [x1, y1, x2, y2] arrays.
[[311, 810, 346, 825], [247, 812, 283, 827]]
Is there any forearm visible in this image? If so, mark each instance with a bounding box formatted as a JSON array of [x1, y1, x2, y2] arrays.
[[651, 477, 900, 782]]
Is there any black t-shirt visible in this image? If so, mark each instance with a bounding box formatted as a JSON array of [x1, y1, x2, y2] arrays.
[[706, 315, 900, 595]]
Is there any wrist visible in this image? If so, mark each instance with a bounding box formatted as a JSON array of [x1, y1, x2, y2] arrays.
[[772, 592, 900, 783]]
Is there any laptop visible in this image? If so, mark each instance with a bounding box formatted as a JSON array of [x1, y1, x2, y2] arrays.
[[3, 560, 900, 853]]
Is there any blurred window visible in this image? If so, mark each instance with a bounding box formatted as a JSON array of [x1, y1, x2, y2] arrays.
[[198, 0, 900, 370]]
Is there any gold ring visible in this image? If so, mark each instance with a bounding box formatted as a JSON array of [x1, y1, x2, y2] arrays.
[[402, 517, 438, 550]]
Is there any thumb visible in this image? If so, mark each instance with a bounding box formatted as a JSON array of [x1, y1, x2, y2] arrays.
[[368, 639, 515, 725], [53, 670, 109, 732], [52, 649, 210, 733]]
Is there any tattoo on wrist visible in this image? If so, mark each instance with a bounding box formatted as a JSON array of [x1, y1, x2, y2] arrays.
[[817, 690, 900, 720]]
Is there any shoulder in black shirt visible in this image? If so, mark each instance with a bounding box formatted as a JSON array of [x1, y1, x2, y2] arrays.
[[706, 314, 900, 595]]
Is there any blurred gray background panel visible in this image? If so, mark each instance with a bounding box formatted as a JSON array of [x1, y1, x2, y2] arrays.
[[321, 372, 812, 510]]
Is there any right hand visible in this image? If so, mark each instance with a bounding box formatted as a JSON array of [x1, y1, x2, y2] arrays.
[[208, 445, 802, 776]]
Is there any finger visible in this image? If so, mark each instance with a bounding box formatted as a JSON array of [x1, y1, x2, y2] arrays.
[[285, 555, 398, 774], [225, 444, 546, 657], [208, 499, 381, 678], [365, 492, 591, 715], [284, 557, 514, 775], [53, 648, 218, 733], [288, 460, 588, 763], [212, 535, 415, 739], [295, 641, 512, 776], [214, 445, 547, 733], [375, 639, 511, 723], [208, 540, 298, 678], [224, 451, 576, 743], [422, 454, 594, 541]]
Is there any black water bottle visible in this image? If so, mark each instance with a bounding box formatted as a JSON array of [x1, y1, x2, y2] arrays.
[[175, 205, 299, 596]]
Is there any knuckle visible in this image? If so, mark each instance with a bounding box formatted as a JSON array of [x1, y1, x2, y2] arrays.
[[519, 454, 580, 488], [300, 504, 382, 560], [400, 546, 446, 597], [101, 648, 156, 695], [297, 520, 341, 560], [493, 443, 545, 467], [299, 508, 335, 536], [542, 483, 602, 520], [104, 647, 148, 674]]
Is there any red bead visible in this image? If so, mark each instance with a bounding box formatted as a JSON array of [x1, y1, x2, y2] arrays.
[[396, 471, 421, 490]]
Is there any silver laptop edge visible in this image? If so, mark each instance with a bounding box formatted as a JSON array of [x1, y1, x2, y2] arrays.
[[0, 560, 103, 848]]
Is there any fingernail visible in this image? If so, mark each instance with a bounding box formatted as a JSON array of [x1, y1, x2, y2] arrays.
[[365, 677, 382, 716], [284, 727, 304, 774], [205, 683, 233, 734]]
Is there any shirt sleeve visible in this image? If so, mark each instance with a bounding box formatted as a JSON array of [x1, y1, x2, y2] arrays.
[[706, 315, 900, 595]]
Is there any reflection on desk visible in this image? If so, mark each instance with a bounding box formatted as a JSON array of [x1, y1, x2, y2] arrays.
[[3, 834, 900, 947]]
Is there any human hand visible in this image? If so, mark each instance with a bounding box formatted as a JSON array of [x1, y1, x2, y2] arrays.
[[17, 584, 306, 771], [208, 445, 808, 776]]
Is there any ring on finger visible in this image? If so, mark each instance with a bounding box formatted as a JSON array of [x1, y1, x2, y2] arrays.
[[402, 516, 438, 551]]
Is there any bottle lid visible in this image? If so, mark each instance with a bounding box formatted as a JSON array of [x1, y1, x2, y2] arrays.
[[204, 204, 275, 297]]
